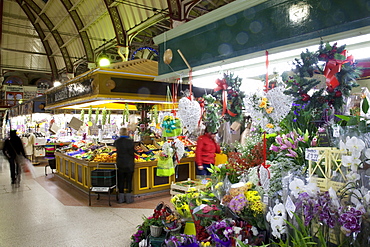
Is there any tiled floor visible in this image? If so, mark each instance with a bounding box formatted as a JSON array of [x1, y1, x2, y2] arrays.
[[0, 154, 171, 247]]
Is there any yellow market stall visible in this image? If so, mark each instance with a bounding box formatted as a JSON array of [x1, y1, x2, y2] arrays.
[[45, 59, 197, 195]]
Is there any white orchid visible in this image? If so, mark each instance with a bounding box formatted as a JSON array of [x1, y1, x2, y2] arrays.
[[267, 203, 287, 239], [270, 216, 286, 239], [344, 136, 366, 157], [251, 226, 259, 236], [273, 203, 286, 217], [365, 148, 370, 159], [346, 171, 361, 182], [289, 178, 305, 198], [341, 155, 362, 172], [305, 182, 319, 196], [364, 192, 370, 204], [328, 187, 341, 208]]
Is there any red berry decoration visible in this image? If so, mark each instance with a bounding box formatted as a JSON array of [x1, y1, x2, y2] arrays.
[[335, 90, 342, 97], [301, 93, 311, 101], [327, 86, 334, 93]]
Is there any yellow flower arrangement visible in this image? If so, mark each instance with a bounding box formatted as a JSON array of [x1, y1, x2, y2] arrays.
[[245, 190, 265, 216], [215, 182, 224, 190], [250, 201, 264, 215], [259, 100, 267, 108], [266, 106, 274, 114]]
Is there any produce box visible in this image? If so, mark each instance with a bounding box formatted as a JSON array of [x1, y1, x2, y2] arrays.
[[91, 169, 116, 187], [170, 179, 205, 196], [144, 140, 161, 150]]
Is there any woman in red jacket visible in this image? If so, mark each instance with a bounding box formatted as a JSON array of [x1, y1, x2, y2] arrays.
[[195, 129, 221, 176]]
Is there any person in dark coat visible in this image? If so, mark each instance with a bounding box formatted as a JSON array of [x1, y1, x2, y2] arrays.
[[3, 130, 26, 184], [195, 127, 221, 176], [113, 127, 135, 203]]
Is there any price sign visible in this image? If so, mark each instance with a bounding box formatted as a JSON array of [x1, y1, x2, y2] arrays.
[[305, 149, 319, 162], [333, 125, 340, 138]]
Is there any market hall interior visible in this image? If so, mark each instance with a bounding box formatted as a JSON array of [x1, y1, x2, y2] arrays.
[[0, 153, 171, 247]]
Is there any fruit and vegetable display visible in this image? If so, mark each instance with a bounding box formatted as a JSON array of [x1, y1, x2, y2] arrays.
[[56, 138, 196, 163]]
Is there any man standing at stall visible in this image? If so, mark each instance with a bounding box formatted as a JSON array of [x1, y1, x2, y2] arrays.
[[114, 127, 135, 204]]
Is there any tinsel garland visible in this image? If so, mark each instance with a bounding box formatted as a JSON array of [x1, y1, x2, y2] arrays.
[[107, 110, 111, 124], [80, 109, 84, 122], [101, 107, 107, 125], [152, 105, 158, 124], [123, 103, 129, 124], [95, 107, 100, 124], [88, 106, 92, 122]]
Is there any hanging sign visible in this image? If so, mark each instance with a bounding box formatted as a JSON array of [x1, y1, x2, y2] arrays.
[[47, 78, 93, 104]]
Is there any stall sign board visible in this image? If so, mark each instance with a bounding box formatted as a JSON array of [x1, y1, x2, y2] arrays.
[[47, 78, 93, 104], [6, 86, 24, 92]]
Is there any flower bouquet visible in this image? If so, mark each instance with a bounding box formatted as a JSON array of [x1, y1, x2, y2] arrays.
[[165, 234, 199, 247], [171, 193, 193, 221], [206, 218, 234, 247], [222, 182, 266, 230], [163, 213, 181, 231]]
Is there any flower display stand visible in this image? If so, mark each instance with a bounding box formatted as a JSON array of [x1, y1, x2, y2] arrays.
[[308, 147, 348, 245], [308, 147, 347, 191]]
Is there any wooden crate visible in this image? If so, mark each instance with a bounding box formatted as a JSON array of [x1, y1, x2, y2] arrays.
[[170, 179, 205, 196], [308, 147, 347, 191]]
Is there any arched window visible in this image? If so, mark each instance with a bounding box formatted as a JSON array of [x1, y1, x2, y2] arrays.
[[4, 76, 23, 85], [36, 78, 52, 89]]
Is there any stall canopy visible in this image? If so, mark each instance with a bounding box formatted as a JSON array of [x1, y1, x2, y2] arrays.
[[45, 59, 209, 111]]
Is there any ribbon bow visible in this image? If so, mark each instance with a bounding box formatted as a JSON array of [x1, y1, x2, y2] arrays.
[[197, 97, 205, 126], [214, 78, 237, 117], [323, 50, 354, 89]]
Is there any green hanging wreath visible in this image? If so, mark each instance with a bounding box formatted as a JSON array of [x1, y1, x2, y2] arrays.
[[284, 42, 360, 113]]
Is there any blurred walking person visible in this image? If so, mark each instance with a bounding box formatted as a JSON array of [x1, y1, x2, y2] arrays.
[[3, 130, 26, 184]]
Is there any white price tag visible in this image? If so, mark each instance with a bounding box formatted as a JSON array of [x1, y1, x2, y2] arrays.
[[305, 149, 319, 162], [333, 125, 340, 138], [285, 195, 296, 219]]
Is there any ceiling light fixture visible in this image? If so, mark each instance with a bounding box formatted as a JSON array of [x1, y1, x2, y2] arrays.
[[98, 39, 111, 67]]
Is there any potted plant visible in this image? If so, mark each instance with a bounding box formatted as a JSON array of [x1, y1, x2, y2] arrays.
[[142, 215, 164, 237]]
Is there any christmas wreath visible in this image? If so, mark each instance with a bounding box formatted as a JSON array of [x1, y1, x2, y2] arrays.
[[284, 42, 360, 115], [213, 73, 245, 123]]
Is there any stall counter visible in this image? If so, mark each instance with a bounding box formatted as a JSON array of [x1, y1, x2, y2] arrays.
[[54, 152, 196, 195]]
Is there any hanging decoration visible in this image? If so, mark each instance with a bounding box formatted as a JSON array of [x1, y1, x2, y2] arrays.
[[122, 103, 129, 124], [107, 110, 111, 124], [80, 109, 85, 122], [101, 107, 107, 125], [213, 73, 245, 123], [95, 107, 100, 124], [161, 115, 182, 137], [177, 96, 201, 135], [244, 87, 293, 134], [284, 42, 360, 114], [201, 94, 222, 134], [153, 105, 159, 125], [88, 106, 92, 122]]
